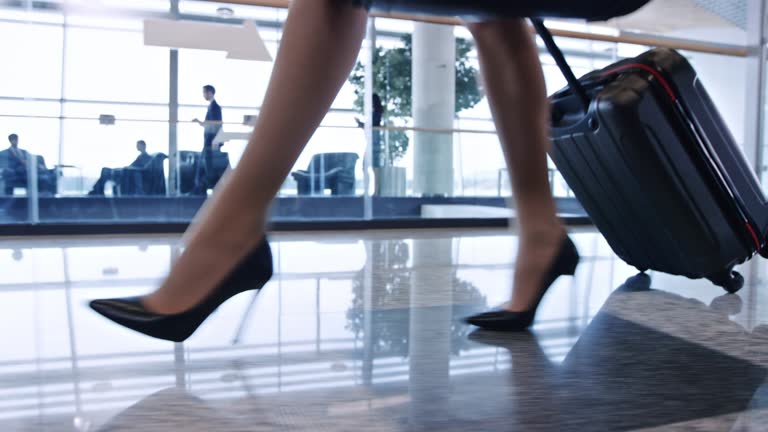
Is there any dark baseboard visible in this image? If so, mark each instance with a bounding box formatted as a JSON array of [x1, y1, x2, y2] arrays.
[[0, 195, 589, 236], [0, 216, 593, 236]]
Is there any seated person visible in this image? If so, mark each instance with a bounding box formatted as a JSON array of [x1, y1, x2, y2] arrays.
[[88, 140, 152, 196], [0, 134, 54, 195]]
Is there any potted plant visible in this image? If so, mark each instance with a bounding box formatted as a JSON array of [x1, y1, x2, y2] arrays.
[[349, 35, 483, 196]]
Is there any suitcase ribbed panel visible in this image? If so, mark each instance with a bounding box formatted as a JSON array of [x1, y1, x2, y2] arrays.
[[552, 134, 641, 265], [554, 131, 664, 271], [599, 86, 722, 276]]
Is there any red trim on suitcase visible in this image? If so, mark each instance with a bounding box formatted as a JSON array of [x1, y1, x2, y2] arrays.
[[603, 63, 678, 102], [746, 223, 762, 251]]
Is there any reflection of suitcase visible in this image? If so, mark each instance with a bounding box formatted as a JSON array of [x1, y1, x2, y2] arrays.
[[534, 21, 768, 293], [557, 275, 768, 430]]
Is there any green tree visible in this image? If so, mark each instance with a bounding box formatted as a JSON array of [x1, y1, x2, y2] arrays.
[[349, 35, 483, 165]]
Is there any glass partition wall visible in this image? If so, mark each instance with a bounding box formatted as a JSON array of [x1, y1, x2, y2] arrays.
[[0, 0, 762, 229]]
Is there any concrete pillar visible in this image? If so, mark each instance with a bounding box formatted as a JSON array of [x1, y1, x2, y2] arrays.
[[412, 23, 456, 197], [168, 0, 180, 196]]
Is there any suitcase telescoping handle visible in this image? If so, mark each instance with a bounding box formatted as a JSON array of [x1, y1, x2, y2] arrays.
[[531, 18, 591, 114]]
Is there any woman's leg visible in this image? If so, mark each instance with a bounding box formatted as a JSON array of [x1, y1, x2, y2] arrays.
[[467, 19, 566, 312], [144, 0, 368, 314]]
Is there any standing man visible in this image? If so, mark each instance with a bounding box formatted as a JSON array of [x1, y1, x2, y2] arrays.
[[355, 93, 384, 168], [191, 84, 223, 195]]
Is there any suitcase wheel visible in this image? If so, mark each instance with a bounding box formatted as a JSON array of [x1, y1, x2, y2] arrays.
[[760, 247, 768, 260], [709, 270, 744, 294], [724, 271, 745, 294]]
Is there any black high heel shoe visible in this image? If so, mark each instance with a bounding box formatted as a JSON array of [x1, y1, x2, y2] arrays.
[[464, 235, 579, 331], [89, 238, 273, 342]]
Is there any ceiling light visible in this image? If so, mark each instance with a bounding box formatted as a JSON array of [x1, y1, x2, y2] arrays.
[[216, 7, 234, 18]]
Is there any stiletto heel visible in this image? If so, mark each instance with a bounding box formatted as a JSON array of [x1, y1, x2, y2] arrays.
[[563, 256, 579, 276], [464, 235, 579, 331], [90, 238, 273, 342]]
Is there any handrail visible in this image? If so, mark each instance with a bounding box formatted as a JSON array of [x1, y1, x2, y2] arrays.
[[373, 125, 497, 135], [205, 0, 748, 57], [0, 113, 501, 134]]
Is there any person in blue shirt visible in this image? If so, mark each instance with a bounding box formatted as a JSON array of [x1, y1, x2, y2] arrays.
[[355, 93, 384, 168], [190, 84, 223, 195]]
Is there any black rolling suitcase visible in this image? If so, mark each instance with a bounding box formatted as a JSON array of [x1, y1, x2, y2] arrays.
[[533, 20, 768, 293]]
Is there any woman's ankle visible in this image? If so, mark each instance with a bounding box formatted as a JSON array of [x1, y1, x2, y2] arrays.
[[519, 223, 566, 245]]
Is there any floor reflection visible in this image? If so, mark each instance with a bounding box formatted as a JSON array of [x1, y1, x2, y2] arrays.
[[470, 274, 768, 431], [2, 229, 768, 431]]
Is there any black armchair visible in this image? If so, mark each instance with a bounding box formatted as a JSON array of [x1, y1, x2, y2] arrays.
[[291, 152, 359, 196], [179, 150, 230, 194], [118, 153, 168, 196], [0, 151, 57, 196]]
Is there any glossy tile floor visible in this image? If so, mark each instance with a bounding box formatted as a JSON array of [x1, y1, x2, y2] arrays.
[[3, 228, 768, 431]]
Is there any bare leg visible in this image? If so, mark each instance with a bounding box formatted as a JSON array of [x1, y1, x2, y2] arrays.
[[144, 0, 368, 313], [468, 19, 566, 312]]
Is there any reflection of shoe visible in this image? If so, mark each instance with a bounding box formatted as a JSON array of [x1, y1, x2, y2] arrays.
[[468, 328, 538, 347], [616, 273, 652, 293], [90, 239, 273, 342], [710, 294, 743, 316], [464, 236, 579, 331]]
